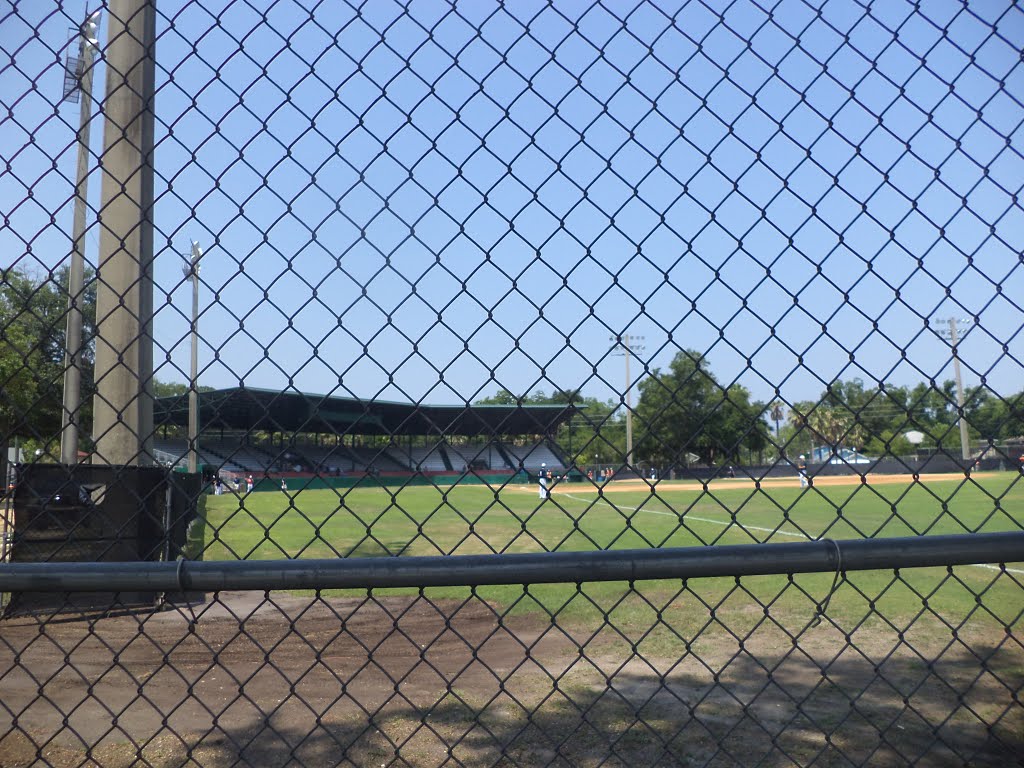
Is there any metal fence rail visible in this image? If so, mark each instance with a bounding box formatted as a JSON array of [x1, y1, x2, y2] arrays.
[[2, 0, 1023, 765], [2, 531, 1024, 592]]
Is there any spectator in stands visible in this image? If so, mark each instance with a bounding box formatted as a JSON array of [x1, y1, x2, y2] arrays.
[[538, 463, 549, 500]]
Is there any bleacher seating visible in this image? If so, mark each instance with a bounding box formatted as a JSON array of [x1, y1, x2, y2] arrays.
[[502, 443, 562, 471], [288, 443, 357, 473], [153, 439, 246, 473], [446, 442, 500, 471], [154, 436, 558, 475], [153, 438, 285, 474], [397, 445, 447, 472], [351, 446, 408, 473], [202, 441, 279, 472]]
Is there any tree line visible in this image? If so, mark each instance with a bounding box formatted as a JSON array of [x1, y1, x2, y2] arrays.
[[3, 266, 1021, 470], [476, 353, 770, 467], [477, 354, 1024, 468], [780, 378, 1024, 460]]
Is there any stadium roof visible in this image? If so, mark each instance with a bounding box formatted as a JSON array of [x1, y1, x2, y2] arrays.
[[154, 387, 579, 436]]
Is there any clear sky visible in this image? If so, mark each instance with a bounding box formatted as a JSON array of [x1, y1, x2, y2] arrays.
[[2, 0, 1022, 410]]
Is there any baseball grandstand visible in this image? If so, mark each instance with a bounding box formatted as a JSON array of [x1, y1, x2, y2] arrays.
[[153, 387, 576, 487]]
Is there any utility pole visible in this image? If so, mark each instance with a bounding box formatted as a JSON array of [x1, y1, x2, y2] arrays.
[[183, 242, 203, 474], [610, 334, 645, 469], [91, 0, 157, 466], [59, 10, 101, 466], [939, 317, 973, 462]]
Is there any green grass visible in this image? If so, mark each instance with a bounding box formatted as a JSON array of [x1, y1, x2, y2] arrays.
[[200, 473, 1024, 559], [195, 473, 1024, 638]]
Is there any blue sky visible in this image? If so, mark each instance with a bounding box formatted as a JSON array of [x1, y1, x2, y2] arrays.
[[2, 0, 1022, 411]]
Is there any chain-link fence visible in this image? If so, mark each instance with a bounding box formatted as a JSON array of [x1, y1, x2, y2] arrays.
[[2, 0, 1023, 765]]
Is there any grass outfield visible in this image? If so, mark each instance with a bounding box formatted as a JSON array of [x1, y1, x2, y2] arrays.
[[193, 473, 1024, 637], [199, 472, 1024, 560]]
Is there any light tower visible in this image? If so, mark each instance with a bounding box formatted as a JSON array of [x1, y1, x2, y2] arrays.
[[59, 9, 101, 466], [610, 334, 645, 469], [183, 241, 203, 474], [937, 317, 973, 462]]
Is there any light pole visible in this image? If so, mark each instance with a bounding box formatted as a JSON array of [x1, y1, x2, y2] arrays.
[[938, 317, 973, 462], [91, 0, 157, 466], [610, 334, 645, 469], [183, 241, 203, 474], [59, 9, 101, 466]]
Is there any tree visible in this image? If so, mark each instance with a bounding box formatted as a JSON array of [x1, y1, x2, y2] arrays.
[[547, 388, 582, 405], [475, 388, 518, 406], [787, 378, 996, 459], [806, 405, 865, 459], [968, 388, 1024, 442], [0, 265, 98, 476], [786, 403, 813, 458], [152, 380, 190, 398], [474, 387, 619, 466], [769, 400, 786, 437], [562, 396, 619, 466], [0, 275, 44, 480], [633, 351, 766, 465]]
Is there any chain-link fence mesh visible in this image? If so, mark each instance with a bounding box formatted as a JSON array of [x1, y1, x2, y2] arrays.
[[2, 0, 1023, 764]]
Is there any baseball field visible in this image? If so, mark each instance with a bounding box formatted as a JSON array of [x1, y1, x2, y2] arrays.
[[194, 471, 1024, 629], [2, 471, 1021, 766]]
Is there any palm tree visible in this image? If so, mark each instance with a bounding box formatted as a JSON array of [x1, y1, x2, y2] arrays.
[[769, 400, 786, 440], [806, 405, 867, 461], [787, 404, 811, 459]]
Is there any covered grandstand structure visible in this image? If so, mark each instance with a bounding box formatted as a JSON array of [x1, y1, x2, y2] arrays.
[[153, 387, 579, 485]]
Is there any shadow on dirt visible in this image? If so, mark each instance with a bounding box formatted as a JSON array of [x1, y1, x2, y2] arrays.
[[1, 591, 1020, 767]]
